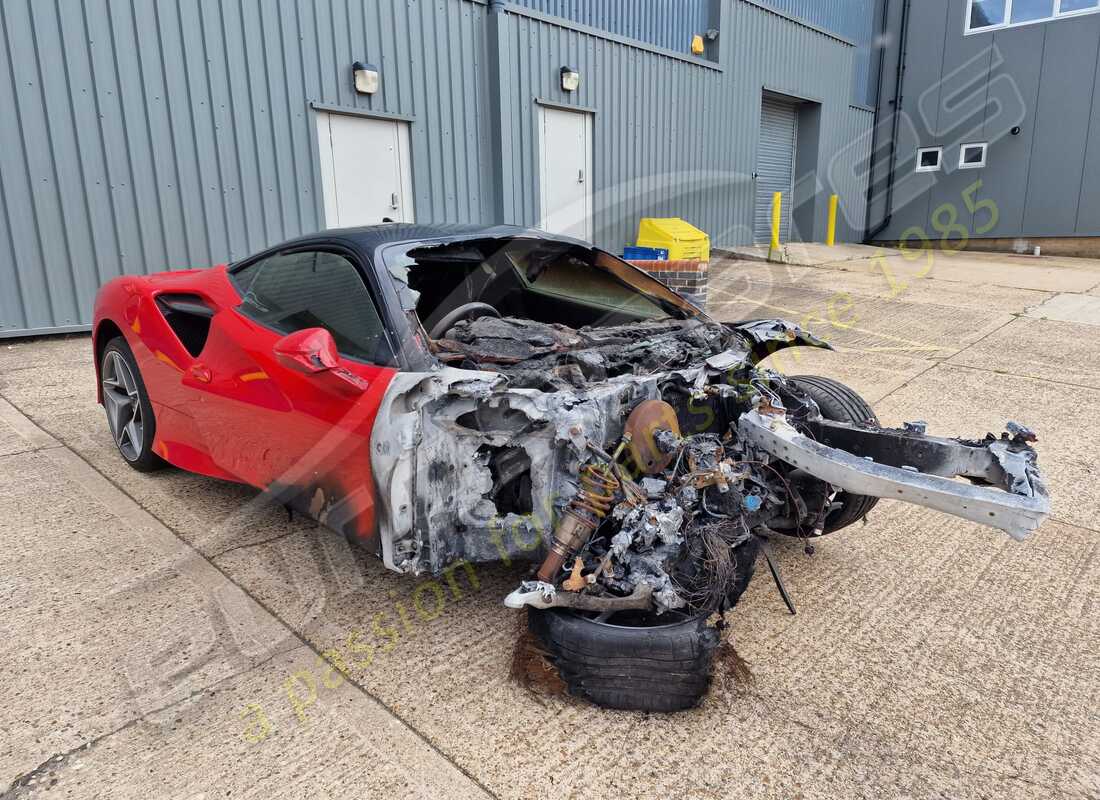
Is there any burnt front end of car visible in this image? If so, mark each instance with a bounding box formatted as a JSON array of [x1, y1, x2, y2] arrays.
[[370, 364, 683, 575], [369, 315, 1050, 615]]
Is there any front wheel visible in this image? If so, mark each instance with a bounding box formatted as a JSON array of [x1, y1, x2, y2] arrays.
[[100, 337, 166, 472], [787, 375, 879, 534]]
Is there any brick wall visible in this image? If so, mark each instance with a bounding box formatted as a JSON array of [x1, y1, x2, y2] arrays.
[[627, 259, 708, 310]]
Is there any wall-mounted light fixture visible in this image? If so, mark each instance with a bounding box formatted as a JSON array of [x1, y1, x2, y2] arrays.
[[353, 61, 380, 94], [560, 66, 580, 92]]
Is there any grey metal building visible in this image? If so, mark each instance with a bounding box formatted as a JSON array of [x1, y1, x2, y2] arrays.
[[0, 0, 874, 338], [866, 0, 1100, 248]]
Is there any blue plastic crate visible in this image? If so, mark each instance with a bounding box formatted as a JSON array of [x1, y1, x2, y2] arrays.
[[622, 246, 669, 261]]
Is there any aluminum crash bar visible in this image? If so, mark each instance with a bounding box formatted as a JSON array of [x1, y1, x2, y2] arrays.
[[738, 410, 1050, 540]]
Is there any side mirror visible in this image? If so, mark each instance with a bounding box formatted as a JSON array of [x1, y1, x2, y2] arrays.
[[273, 327, 340, 374], [272, 327, 370, 394]]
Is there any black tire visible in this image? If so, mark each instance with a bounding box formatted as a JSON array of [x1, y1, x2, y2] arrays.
[[100, 336, 166, 472], [527, 607, 719, 712], [789, 375, 878, 533]]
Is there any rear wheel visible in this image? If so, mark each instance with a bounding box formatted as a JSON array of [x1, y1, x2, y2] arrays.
[[789, 375, 879, 533], [100, 337, 165, 472]]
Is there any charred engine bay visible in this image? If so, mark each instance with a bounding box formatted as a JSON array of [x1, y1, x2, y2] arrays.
[[408, 315, 835, 615], [430, 315, 735, 391], [370, 313, 1048, 621], [499, 387, 828, 617]]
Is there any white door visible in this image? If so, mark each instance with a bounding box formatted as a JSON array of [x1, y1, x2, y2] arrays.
[[538, 107, 593, 241], [315, 111, 414, 227]]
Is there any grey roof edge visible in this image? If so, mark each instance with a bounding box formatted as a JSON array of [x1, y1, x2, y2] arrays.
[[500, 2, 724, 72], [739, 0, 858, 48]]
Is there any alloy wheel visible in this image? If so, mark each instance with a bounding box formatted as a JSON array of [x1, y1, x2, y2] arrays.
[[101, 351, 144, 461]]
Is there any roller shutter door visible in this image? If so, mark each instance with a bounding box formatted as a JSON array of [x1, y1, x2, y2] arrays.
[[753, 97, 799, 243]]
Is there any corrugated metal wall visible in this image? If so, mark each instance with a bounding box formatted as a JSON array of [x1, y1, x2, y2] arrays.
[[0, 0, 493, 337], [495, 0, 872, 250], [755, 0, 877, 105], [0, 0, 872, 338], [831, 105, 876, 240], [508, 0, 713, 54]]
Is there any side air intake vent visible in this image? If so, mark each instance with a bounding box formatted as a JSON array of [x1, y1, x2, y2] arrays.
[[155, 293, 214, 357]]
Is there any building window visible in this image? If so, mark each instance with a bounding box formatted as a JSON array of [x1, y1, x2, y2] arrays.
[[916, 147, 943, 172], [966, 0, 1100, 32], [959, 143, 988, 169], [1012, 0, 1055, 22], [970, 0, 1007, 28]]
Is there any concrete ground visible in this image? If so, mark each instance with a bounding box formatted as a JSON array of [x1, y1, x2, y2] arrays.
[[1, 246, 1098, 799]]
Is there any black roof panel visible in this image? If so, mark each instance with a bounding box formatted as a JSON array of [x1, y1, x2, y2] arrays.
[[280, 223, 591, 253]]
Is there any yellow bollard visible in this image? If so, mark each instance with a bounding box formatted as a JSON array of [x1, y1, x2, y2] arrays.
[[826, 194, 839, 246], [769, 192, 782, 260]]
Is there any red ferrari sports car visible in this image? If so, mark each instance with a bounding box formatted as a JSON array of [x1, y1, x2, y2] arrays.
[[93, 224, 1049, 710]]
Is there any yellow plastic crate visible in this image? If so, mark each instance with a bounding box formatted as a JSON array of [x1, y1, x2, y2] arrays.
[[635, 218, 710, 262]]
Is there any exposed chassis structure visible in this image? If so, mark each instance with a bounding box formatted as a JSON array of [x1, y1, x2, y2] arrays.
[[738, 411, 1049, 541]]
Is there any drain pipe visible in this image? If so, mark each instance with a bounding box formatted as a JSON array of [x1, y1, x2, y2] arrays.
[[865, 0, 911, 242], [487, 0, 509, 222], [862, 0, 891, 239]]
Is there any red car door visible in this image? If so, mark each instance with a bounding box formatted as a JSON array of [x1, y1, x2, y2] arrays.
[[182, 247, 398, 546]]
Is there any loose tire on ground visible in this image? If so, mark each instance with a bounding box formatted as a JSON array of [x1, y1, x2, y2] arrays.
[[527, 607, 719, 712], [789, 374, 879, 533]]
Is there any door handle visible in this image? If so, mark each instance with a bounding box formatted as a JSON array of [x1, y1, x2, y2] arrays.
[[390, 192, 399, 209], [329, 366, 370, 394], [188, 363, 212, 384], [577, 169, 584, 184]]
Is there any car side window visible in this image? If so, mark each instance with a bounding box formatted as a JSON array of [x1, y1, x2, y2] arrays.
[[232, 250, 395, 365]]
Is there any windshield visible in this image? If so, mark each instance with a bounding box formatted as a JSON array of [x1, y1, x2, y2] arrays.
[[383, 235, 704, 337]]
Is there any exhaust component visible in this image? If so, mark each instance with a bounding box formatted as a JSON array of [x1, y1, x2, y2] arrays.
[[535, 462, 618, 582]]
